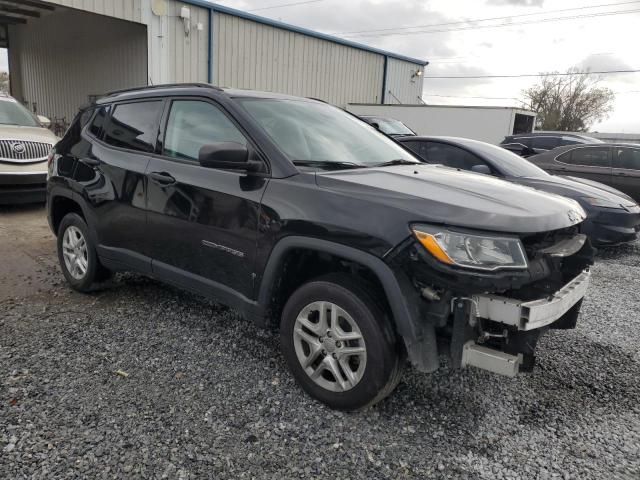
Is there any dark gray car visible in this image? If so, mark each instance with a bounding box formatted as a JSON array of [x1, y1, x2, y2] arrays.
[[528, 143, 640, 203], [398, 136, 640, 246]]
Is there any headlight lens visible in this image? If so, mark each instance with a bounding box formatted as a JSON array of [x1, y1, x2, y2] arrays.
[[581, 197, 623, 209], [411, 225, 528, 271]]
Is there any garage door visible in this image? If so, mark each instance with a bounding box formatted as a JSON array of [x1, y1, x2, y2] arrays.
[[7, 6, 147, 126]]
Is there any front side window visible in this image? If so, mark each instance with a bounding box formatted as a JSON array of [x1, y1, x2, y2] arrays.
[[421, 142, 487, 171], [559, 147, 610, 167], [164, 100, 247, 161], [613, 147, 640, 171], [238, 98, 418, 168], [103, 101, 163, 153]]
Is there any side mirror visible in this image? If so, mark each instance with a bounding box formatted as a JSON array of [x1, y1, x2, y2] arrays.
[[198, 142, 261, 172], [38, 115, 51, 128], [471, 164, 492, 175]]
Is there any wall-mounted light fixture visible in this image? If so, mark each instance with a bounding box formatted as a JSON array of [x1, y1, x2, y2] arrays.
[[411, 69, 423, 81], [180, 6, 191, 36]]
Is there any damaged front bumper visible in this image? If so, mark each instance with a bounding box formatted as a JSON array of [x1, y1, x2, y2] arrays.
[[473, 269, 591, 332], [460, 269, 590, 377], [386, 226, 595, 377]]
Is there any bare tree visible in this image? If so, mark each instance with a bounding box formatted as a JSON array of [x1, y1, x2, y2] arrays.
[[0, 71, 8, 94], [522, 68, 614, 132]]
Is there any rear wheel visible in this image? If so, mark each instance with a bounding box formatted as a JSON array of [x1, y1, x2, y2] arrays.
[[280, 274, 404, 410], [57, 213, 110, 292]]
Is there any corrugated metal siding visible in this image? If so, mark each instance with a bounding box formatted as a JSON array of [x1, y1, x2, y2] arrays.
[[9, 9, 147, 121], [47, 0, 143, 23], [165, 1, 209, 83], [213, 12, 384, 106], [384, 58, 424, 105]]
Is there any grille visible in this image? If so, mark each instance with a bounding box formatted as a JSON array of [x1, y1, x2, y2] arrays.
[[0, 140, 52, 163]]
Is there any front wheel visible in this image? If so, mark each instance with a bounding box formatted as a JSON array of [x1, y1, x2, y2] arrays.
[[280, 274, 404, 410]]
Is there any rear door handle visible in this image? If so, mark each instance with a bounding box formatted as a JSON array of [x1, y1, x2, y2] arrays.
[[149, 171, 177, 186]]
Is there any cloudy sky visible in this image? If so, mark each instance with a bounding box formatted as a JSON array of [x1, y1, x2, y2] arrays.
[[213, 0, 640, 133], [1, 0, 637, 132]]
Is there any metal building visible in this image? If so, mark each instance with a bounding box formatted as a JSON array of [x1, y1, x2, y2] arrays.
[[2, 0, 427, 126]]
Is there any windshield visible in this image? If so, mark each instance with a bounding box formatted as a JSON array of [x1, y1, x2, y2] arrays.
[[467, 140, 550, 177], [368, 117, 415, 136], [0, 98, 40, 127], [237, 98, 419, 168]]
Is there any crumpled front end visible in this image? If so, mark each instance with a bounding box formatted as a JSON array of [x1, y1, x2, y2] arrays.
[[386, 224, 595, 376]]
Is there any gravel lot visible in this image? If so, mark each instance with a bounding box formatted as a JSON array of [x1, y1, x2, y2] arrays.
[[1, 205, 639, 479]]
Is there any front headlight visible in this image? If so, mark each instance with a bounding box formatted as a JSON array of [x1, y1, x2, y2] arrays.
[[411, 225, 528, 271], [581, 197, 623, 209]]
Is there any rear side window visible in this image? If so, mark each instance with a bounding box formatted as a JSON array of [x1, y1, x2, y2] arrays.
[[103, 101, 163, 153], [88, 106, 108, 139], [163, 100, 247, 161], [532, 136, 560, 150], [559, 147, 610, 167], [613, 147, 640, 171]]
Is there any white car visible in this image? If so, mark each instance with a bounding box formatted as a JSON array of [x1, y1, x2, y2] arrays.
[[0, 93, 58, 204]]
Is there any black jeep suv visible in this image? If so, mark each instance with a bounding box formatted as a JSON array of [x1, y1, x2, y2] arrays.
[[47, 84, 594, 410]]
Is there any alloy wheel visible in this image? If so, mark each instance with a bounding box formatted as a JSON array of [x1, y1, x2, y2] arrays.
[[62, 226, 88, 280], [293, 301, 367, 392]]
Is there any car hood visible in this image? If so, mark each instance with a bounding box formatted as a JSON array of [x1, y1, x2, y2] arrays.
[[516, 174, 637, 207], [316, 164, 586, 234], [0, 125, 58, 144]]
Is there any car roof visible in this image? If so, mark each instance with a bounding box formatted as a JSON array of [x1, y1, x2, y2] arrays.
[[508, 132, 600, 141], [98, 83, 319, 104], [397, 135, 480, 146]]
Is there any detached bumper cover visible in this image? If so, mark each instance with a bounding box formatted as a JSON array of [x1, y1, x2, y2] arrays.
[[583, 206, 640, 245], [473, 269, 591, 331]]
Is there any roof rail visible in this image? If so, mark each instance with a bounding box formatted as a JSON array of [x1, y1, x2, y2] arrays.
[[106, 83, 223, 97]]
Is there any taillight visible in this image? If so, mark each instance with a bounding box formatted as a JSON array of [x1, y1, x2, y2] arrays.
[[47, 148, 55, 167]]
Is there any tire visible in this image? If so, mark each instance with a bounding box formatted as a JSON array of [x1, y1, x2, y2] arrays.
[[280, 273, 405, 411], [57, 213, 110, 292]]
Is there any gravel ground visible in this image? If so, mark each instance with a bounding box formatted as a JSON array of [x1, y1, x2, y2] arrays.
[[1, 205, 639, 479]]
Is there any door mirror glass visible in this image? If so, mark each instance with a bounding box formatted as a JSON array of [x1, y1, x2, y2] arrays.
[[38, 115, 51, 128], [471, 164, 492, 175], [199, 142, 256, 171]]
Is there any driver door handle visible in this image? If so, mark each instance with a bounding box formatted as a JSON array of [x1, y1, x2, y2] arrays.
[[149, 171, 177, 186]]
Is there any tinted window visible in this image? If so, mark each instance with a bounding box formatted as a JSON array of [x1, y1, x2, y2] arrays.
[[532, 136, 560, 150], [103, 101, 163, 153], [88, 106, 108, 139], [420, 142, 487, 171], [164, 100, 247, 161], [613, 147, 640, 170], [402, 141, 428, 161], [561, 147, 610, 167]]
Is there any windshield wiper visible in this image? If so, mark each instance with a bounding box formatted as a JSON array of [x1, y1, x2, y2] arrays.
[[373, 159, 421, 168], [292, 160, 364, 170]]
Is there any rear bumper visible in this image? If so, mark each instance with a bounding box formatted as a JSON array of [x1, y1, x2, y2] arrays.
[[0, 172, 47, 204], [583, 208, 640, 246]]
